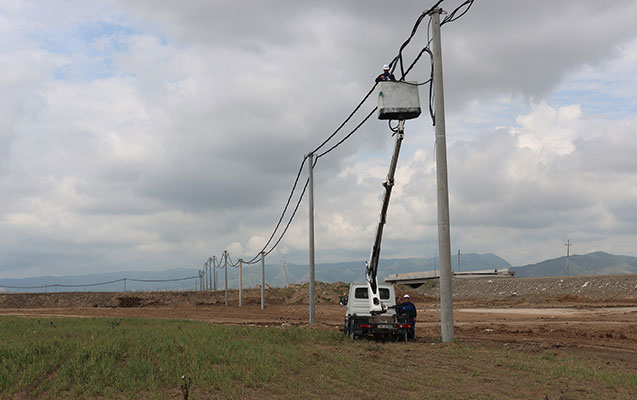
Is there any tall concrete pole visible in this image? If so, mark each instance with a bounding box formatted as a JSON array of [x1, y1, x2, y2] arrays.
[[208, 257, 212, 291], [457, 250, 461, 272], [307, 152, 316, 324], [213, 256, 217, 291], [224, 250, 228, 306], [432, 8, 454, 343], [565, 239, 572, 276], [260, 251, 265, 310], [239, 259, 243, 307], [204, 262, 208, 291]]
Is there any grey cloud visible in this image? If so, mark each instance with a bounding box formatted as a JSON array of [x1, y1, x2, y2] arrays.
[[3, 0, 637, 278], [443, 0, 637, 105]]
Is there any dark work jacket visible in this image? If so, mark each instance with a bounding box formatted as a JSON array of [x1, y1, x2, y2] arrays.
[[395, 301, 417, 321], [375, 72, 396, 82]]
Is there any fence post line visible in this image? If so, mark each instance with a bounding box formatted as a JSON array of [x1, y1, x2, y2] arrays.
[[224, 250, 228, 306], [239, 259, 243, 307], [260, 251, 265, 310]]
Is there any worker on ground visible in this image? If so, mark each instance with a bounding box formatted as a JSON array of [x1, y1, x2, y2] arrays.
[[396, 294, 417, 339], [375, 64, 396, 82]]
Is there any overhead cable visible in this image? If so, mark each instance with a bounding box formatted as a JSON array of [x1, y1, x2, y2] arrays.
[[226, 0, 476, 265]]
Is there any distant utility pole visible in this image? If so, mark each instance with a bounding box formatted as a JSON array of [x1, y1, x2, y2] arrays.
[[565, 239, 572, 276], [208, 257, 212, 291], [203, 262, 208, 291], [260, 251, 265, 310], [239, 259, 243, 307], [457, 249, 461, 272], [213, 256, 217, 291], [431, 7, 454, 343], [224, 250, 228, 306], [281, 256, 289, 287], [307, 152, 316, 325]]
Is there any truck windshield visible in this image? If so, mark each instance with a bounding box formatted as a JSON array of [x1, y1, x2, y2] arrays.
[[354, 287, 391, 300]]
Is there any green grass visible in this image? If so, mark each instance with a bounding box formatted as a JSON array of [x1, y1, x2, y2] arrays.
[[1, 316, 635, 399], [0, 317, 347, 399]]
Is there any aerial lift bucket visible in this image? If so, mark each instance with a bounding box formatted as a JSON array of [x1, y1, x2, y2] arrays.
[[377, 81, 421, 121]]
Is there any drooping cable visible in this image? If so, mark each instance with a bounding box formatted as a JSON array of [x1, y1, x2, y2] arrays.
[[316, 108, 377, 159], [311, 85, 379, 155], [263, 156, 317, 258], [244, 157, 308, 264], [225, 0, 477, 265], [442, 0, 474, 25]]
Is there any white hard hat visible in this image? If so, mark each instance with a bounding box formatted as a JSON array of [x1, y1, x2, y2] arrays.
[[383, 64, 390, 70], [403, 294, 410, 299]]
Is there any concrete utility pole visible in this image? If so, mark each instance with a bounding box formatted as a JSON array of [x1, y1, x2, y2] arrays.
[[213, 256, 217, 291], [203, 262, 208, 291], [260, 251, 265, 310], [565, 239, 572, 276], [281, 256, 289, 287], [208, 257, 213, 291], [239, 259, 243, 307], [224, 250, 228, 306], [307, 152, 316, 324], [457, 249, 461, 272], [432, 7, 454, 343]]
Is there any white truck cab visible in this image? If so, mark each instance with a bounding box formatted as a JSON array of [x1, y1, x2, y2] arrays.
[[343, 282, 411, 341], [346, 282, 396, 317]]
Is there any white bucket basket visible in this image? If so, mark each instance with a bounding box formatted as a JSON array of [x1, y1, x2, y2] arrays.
[[377, 81, 421, 120]]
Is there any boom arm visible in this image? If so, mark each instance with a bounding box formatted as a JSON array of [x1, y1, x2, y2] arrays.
[[366, 120, 405, 314]]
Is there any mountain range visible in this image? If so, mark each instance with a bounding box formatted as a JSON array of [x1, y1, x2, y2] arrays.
[[1, 251, 635, 293]]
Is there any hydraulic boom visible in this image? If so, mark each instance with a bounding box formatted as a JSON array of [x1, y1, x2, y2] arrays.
[[365, 120, 405, 314]]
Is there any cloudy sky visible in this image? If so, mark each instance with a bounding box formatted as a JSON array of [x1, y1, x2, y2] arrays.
[[2, 0, 637, 278]]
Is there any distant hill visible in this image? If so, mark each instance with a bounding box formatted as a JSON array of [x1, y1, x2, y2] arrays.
[[5, 252, 634, 292], [0, 268, 200, 293], [0, 253, 510, 293], [512, 251, 637, 277]]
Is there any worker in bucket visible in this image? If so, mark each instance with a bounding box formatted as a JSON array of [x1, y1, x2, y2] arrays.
[[396, 294, 417, 339], [375, 64, 396, 82]]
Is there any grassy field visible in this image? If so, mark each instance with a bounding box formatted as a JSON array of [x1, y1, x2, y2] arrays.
[[0, 316, 635, 399]]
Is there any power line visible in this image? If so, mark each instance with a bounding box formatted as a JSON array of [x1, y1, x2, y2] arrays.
[[0, 275, 199, 291], [316, 108, 377, 158], [219, 0, 475, 265], [244, 157, 308, 264], [442, 0, 474, 25]]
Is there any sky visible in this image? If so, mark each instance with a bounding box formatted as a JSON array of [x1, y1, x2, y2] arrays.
[[1, 0, 637, 279]]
